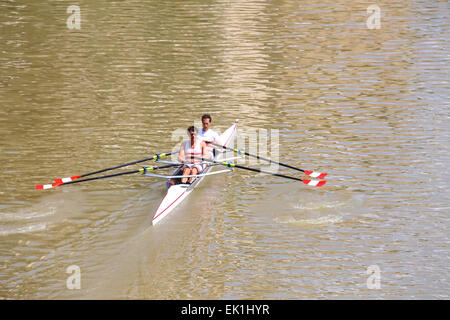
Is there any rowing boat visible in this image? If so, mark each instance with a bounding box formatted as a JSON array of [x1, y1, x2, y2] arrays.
[[150, 121, 238, 225], [36, 120, 327, 218]]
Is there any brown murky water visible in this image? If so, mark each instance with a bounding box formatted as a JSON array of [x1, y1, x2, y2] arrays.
[[1, 0, 449, 299]]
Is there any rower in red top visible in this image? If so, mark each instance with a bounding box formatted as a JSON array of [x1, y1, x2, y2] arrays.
[[177, 126, 210, 184]]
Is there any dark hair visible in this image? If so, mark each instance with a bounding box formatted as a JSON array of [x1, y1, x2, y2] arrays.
[[201, 114, 212, 122], [187, 126, 197, 133]]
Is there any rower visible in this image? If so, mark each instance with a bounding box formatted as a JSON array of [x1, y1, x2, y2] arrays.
[[177, 126, 210, 184], [198, 114, 219, 158]]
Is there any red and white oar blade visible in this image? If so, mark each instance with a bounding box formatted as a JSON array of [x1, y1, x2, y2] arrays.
[[35, 182, 62, 190], [302, 179, 327, 187], [304, 170, 327, 179], [54, 175, 81, 184]]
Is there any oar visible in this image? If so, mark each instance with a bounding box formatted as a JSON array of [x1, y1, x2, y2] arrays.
[[195, 157, 326, 187], [51, 152, 174, 185], [35, 164, 180, 189], [206, 141, 327, 179]]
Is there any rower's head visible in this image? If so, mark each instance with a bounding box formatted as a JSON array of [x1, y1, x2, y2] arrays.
[[201, 114, 212, 131], [187, 126, 197, 138]]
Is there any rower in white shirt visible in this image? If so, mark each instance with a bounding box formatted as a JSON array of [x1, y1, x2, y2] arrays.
[[197, 114, 219, 158], [176, 126, 210, 185]]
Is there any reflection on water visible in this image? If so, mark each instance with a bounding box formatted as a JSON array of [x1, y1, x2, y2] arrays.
[[0, 0, 449, 299]]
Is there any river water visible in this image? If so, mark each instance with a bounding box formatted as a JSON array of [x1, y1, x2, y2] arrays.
[[0, 0, 449, 299]]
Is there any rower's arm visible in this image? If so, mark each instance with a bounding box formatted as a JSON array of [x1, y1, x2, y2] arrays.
[[201, 141, 211, 159], [178, 143, 186, 163]]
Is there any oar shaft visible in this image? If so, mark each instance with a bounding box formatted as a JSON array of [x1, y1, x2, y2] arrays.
[[209, 142, 305, 173], [61, 169, 142, 185], [192, 157, 326, 186], [53, 152, 175, 184], [55, 164, 180, 186], [222, 162, 304, 182], [223, 162, 326, 186], [79, 152, 174, 178], [209, 142, 327, 179]]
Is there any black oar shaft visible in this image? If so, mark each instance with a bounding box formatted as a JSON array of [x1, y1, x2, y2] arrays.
[[63, 169, 142, 185], [60, 164, 179, 185], [192, 156, 304, 182], [215, 160, 326, 186], [79, 152, 174, 178], [209, 142, 305, 173], [191, 154, 325, 186], [221, 162, 304, 182]]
